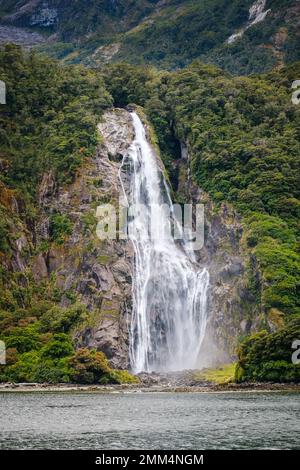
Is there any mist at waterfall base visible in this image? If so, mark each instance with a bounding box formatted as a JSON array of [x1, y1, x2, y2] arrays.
[[120, 112, 210, 374]]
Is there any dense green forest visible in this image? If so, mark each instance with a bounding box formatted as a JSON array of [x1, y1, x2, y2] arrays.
[[0, 45, 299, 382], [104, 61, 300, 311]]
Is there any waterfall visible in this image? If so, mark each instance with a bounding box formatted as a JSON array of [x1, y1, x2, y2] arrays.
[[120, 112, 209, 373]]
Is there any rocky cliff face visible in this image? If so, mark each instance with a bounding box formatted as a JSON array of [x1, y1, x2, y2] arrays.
[[91, 109, 262, 368], [200, 198, 261, 364]]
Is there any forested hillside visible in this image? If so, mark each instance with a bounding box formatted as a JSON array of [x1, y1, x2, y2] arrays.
[[0, 0, 159, 39]]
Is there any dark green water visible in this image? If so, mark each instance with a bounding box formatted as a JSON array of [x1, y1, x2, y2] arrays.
[[0, 391, 299, 449]]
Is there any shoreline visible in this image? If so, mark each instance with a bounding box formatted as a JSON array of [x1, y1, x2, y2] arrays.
[[0, 382, 299, 394]]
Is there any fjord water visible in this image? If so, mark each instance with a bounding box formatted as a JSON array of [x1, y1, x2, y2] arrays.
[[1, 392, 299, 449], [120, 112, 209, 373]]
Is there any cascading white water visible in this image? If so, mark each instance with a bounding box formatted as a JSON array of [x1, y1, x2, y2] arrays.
[[120, 112, 209, 373]]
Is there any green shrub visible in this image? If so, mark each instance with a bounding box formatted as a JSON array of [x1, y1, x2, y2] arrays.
[[0, 351, 40, 383], [2, 324, 42, 354]]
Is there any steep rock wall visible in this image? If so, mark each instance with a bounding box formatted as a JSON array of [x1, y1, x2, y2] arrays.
[[1, 107, 266, 370], [175, 147, 264, 366]]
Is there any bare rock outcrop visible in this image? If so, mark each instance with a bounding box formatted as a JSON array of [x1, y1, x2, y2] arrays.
[[33, 108, 135, 368]]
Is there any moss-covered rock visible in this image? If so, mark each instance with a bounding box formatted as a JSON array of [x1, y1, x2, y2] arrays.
[[194, 363, 236, 384]]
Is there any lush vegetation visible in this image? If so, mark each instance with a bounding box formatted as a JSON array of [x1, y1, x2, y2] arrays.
[[0, 46, 136, 384], [116, 0, 254, 70], [2, 1, 299, 74], [164, 62, 300, 317], [0, 44, 111, 197], [104, 61, 300, 313], [29, 0, 300, 75], [0, 301, 137, 383]]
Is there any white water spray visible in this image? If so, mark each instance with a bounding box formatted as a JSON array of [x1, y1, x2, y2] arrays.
[[120, 112, 209, 373]]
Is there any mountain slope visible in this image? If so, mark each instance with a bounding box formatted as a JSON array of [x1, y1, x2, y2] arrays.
[[1, 0, 299, 74], [102, 60, 300, 381]]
